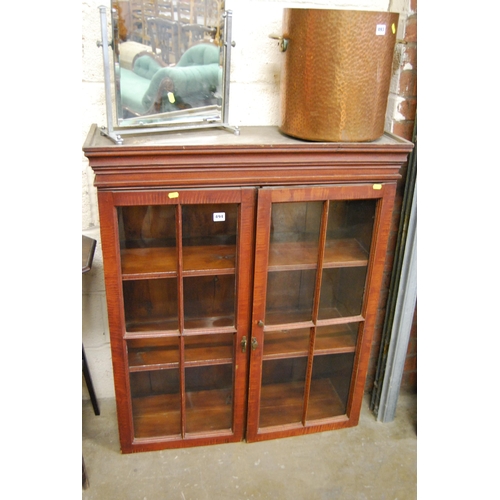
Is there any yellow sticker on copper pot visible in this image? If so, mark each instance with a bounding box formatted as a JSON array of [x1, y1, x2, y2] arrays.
[[392, 23, 396, 34], [168, 192, 179, 199]]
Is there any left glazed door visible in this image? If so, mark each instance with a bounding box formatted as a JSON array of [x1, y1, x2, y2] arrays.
[[98, 187, 255, 452]]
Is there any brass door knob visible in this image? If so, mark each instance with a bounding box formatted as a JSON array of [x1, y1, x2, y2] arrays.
[[251, 338, 258, 351]]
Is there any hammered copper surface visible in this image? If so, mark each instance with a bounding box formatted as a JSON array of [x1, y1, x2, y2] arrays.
[[280, 9, 399, 142]]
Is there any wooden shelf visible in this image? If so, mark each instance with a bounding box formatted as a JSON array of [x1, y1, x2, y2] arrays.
[[121, 247, 177, 279], [128, 337, 178, 370], [183, 245, 236, 275], [184, 316, 235, 331], [128, 334, 234, 371], [121, 244, 236, 279], [125, 315, 235, 334], [132, 393, 182, 439], [263, 325, 357, 360], [132, 387, 233, 438], [126, 318, 179, 333], [259, 378, 346, 428], [268, 238, 368, 272], [306, 378, 347, 421], [264, 308, 362, 330], [314, 328, 357, 354], [323, 239, 369, 268]]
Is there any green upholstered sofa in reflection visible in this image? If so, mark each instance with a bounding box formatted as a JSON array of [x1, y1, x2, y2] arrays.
[[119, 43, 222, 117]]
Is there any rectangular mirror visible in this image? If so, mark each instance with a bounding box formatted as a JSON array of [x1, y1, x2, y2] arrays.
[[99, 1, 237, 143]]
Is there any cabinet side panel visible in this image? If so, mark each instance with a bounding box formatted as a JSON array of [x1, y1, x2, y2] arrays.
[[347, 182, 397, 423], [97, 191, 134, 452]]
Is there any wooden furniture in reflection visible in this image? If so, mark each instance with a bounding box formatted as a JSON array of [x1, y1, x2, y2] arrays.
[[129, 0, 157, 43], [147, 17, 180, 63], [126, 0, 222, 56], [83, 125, 413, 453]]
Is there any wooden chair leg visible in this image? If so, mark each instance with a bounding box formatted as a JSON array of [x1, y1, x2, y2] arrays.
[[82, 345, 100, 416], [82, 456, 89, 489]]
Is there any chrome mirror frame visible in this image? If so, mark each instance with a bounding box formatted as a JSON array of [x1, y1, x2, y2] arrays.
[[97, 4, 239, 144]]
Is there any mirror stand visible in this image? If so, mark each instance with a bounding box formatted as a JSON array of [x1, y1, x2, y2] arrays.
[[97, 5, 239, 145]]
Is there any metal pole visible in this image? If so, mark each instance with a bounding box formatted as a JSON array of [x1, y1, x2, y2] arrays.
[[222, 10, 238, 134], [376, 182, 417, 422], [98, 6, 122, 144]]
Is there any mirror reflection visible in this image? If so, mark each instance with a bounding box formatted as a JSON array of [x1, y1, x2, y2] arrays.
[[111, 1, 226, 126]]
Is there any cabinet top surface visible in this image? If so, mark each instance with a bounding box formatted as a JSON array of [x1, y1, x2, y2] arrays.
[[83, 125, 413, 153]]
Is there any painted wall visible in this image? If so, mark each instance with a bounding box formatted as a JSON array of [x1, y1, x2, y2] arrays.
[[82, 0, 411, 400]]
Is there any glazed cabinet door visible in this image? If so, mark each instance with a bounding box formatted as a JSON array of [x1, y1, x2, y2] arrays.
[[98, 187, 255, 452], [246, 183, 396, 442]]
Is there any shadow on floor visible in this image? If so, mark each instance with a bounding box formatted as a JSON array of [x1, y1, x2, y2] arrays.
[[82, 393, 416, 500]]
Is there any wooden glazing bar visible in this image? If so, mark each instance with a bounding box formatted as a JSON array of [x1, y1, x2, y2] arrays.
[[301, 201, 329, 424], [175, 203, 187, 438], [312, 201, 330, 324], [263, 319, 315, 332], [179, 336, 186, 438], [301, 327, 316, 426]]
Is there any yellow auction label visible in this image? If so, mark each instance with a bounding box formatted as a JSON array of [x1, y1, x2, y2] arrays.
[[373, 184, 382, 190], [168, 192, 179, 199], [392, 23, 396, 34]]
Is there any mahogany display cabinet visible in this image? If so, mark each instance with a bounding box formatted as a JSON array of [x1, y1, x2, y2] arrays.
[[83, 125, 413, 453]]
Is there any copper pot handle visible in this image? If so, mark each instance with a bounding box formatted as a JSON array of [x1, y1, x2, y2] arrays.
[[269, 34, 289, 52]]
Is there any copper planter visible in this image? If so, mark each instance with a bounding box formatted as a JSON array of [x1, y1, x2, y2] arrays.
[[278, 9, 399, 142]]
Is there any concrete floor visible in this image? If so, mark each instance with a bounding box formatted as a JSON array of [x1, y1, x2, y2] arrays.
[[82, 393, 416, 499]]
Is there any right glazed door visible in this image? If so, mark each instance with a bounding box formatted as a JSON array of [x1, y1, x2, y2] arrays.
[[246, 183, 395, 442]]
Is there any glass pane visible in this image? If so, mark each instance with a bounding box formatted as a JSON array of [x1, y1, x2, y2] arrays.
[[263, 327, 311, 358], [326, 199, 376, 244], [318, 199, 376, 320], [184, 333, 234, 364], [259, 357, 307, 428], [123, 278, 179, 332], [182, 204, 237, 243], [128, 336, 179, 369], [130, 369, 181, 438], [183, 275, 235, 329], [119, 205, 177, 248], [182, 204, 237, 273], [265, 201, 322, 325], [314, 324, 359, 353], [185, 364, 233, 433], [318, 267, 368, 319], [268, 201, 323, 269], [266, 270, 316, 324], [119, 205, 177, 275], [306, 353, 355, 421], [324, 199, 375, 266]]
